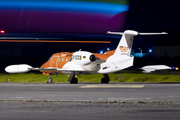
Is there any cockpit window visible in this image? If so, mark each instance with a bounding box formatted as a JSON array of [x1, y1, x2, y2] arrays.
[[69, 57, 72, 62], [48, 55, 53, 61]]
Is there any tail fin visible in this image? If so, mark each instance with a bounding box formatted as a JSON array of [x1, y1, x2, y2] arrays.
[[107, 30, 138, 56], [98, 30, 167, 74], [107, 30, 168, 57]]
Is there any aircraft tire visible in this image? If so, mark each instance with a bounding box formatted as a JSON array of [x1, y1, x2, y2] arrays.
[[47, 77, 53, 84], [70, 78, 78, 84], [101, 78, 109, 84]]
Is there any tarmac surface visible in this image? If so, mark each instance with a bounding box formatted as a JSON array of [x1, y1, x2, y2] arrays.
[[0, 83, 180, 120], [0, 83, 180, 102]]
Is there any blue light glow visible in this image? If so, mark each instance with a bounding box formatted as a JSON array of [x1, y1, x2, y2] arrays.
[[0, 1, 129, 14], [100, 51, 103, 54], [149, 49, 152, 53]]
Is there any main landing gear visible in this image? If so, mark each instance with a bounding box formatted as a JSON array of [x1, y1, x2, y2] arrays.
[[47, 73, 110, 84], [68, 73, 110, 84], [101, 74, 110, 83], [46, 72, 78, 84], [68, 71, 78, 84]]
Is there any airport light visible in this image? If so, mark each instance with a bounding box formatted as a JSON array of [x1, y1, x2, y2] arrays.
[[0, 30, 5, 33], [107, 48, 110, 51], [100, 51, 103, 54], [175, 67, 179, 71], [149, 49, 152, 53], [139, 48, 142, 57]]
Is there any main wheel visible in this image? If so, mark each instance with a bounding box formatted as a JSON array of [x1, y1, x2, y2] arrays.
[[70, 78, 78, 84], [101, 78, 109, 83]]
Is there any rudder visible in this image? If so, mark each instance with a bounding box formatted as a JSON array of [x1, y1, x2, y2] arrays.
[[107, 30, 138, 57]]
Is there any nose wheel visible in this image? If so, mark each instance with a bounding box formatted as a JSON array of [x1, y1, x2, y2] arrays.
[[47, 75, 54, 84]]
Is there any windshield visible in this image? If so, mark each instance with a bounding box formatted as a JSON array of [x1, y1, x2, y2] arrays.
[[48, 55, 53, 61]]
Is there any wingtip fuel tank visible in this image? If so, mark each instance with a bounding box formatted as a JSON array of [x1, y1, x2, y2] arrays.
[[5, 64, 32, 73]]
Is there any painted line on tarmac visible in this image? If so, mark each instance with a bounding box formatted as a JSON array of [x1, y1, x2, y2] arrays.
[[79, 85, 144, 88]]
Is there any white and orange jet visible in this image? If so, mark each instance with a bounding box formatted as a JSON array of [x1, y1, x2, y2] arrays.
[[5, 30, 171, 84]]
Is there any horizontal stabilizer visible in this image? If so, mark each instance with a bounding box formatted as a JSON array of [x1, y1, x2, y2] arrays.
[[107, 31, 168, 36], [138, 32, 168, 35], [107, 31, 124, 35], [107, 30, 138, 36]]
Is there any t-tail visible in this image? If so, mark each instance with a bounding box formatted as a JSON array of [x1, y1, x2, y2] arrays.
[[98, 30, 167, 74], [109, 30, 138, 57]]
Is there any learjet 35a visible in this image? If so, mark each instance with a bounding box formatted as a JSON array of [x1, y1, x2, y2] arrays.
[[5, 30, 171, 84]]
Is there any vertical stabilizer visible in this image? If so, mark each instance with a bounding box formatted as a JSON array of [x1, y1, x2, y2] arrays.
[[107, 30, 138, 56]]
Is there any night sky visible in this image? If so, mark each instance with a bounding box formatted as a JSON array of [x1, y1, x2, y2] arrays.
[[126, 0, 180, 46], [0, 0, 180, 70]]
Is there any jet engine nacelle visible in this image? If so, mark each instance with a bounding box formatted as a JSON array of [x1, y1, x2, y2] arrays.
[[72, 51, 96, 66]]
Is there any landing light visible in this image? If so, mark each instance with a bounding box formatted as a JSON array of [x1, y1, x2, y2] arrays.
[[107, 48, 110, 51], [100, 51, 103, 54], [149, 49, 152, 53]]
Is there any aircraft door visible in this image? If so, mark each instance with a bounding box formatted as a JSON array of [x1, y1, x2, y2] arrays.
[[51, 56, 59, 68]]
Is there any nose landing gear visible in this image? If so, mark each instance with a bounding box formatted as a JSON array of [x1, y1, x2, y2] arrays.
[[68, 71, 78, 84], [47, 75, 54, 84]]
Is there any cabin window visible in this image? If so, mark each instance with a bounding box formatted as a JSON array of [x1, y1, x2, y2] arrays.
[[65, 57, 68, 62], [61, 57, 64, 62], [57, 57, 60, 62]]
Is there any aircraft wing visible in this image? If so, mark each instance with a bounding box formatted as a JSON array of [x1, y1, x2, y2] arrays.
[[121, 65, 172, 73], [38, 68, 84, 72], [5, 64, 84, 74], [140, 65, 172, 73], [5, 64, 172, 74]]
